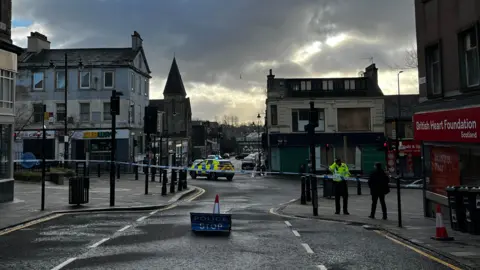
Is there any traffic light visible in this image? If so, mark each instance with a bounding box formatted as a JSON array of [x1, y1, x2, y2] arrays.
[[325, 144, 330, 152]]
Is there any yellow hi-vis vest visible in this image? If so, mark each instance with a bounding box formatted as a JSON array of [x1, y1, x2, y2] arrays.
[[329, 162, 351, 182]]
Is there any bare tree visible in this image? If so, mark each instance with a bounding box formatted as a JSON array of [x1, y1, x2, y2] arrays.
[[405, 45, 418, 69], [14, 103, 35, 132]]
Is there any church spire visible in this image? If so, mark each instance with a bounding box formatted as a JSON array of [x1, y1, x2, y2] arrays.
[[163, 57, 186, 97]]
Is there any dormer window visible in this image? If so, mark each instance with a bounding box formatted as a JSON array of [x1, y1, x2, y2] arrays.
[[292, 82, 300, 91], [322, 80, 333, 91], [300, 80, 311, 91], [345, 80, 355, 90]]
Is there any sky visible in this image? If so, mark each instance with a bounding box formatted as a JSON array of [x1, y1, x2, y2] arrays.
[[12, 0, 419, 123]]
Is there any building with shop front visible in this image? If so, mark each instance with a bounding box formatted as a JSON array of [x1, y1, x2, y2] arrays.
[[265, 64, 385, 175], [0, 0, 24, 202], [14, 31, 151, 163], [413, 0, 480, 217]]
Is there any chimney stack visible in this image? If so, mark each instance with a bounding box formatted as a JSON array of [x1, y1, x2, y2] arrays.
[[27, 32, 50, 53], [364, 63, 378, 86], [131, 31, 143, 50], [267, 69, 275, 92]]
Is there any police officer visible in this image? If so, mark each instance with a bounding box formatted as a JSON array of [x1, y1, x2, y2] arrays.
[[329, 158, 351, 215]]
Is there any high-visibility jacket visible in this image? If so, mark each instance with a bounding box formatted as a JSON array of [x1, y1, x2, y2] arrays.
[[329, 162, 351, 182]]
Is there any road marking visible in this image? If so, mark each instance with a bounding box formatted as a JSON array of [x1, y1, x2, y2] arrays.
[[374, 230, 462, 270], [117, 225, 131, 232], [317, 265, 327, 270], [301, 243, 314, 254], [50, 257, 77, 270], [187, 187, 206, 202], [137, 216, 148, 222], [0, 213, 64, 236], [284, 221, 292, 227], [292, 230, 301, 237], [149, 210, 158, 215], [89, 237, 110, 248]]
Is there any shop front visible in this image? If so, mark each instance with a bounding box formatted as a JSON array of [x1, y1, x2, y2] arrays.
[[414, 106, 480, 217], [71, 129, 130, 162], [14, 130, 56, 160]]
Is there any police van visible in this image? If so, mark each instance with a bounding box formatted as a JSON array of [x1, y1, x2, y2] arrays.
[[190, 159, 235, 181]]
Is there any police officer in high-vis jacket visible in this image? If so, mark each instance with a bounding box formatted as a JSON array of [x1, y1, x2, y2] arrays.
[[329, 158, 351, 215]]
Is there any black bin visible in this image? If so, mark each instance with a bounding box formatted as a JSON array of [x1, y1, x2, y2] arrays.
[[323, 175, 334, 198], [69, 177, 90, 205], [446, 186, 467, 232], [464, 187, 480, 235]]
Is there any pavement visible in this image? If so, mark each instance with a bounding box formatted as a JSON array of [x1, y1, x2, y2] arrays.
[[0, 174, 197, 231], [0, 171, 462, 269], [279, 186, 480, 269]]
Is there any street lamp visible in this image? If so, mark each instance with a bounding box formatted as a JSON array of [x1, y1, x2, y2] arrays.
[[110, 90, 123, 206], [256, 113, 261, 166], [41, 105, 47, 211], [396, 70, 403, 228], [48, 54, 84, 167]]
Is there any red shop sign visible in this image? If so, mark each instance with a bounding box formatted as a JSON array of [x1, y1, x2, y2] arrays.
[[414, 106, 480, 143], [400, 140, 421, 156]]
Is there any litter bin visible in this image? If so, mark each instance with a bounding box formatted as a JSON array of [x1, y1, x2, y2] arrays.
[[69, 177, 90, 205], [464, 187, 480, 235], [446, 186, 467, 232], [323, 175, 334, 198]]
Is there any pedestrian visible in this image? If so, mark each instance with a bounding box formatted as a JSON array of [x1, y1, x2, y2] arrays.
[[368, 162, 390, 220], [329, 158, 350, 215]]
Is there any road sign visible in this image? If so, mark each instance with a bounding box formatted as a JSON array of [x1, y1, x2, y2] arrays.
[[190, 213, 231, 232]]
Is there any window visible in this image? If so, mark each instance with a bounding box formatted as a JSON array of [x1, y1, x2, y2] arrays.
[[79, 103, 90, 122], [144, 79, 148, 96], [33, 103, 44, 123], [103, 71, 114, 88], [130, 72, 135, 91], [56, 103, 65, 122], [322, 80, 333, 90], [0, 70, 14, 108], [270, 104, 278, 126], [80, 71, 91, 89], [55, 71, 65, 90], [291, 109, 325, 132], [337, 108, 371, 132], [344, 80, 355, 90], [33, 72, 44, 90], [291, 82, 300, 91], [461, 28, 480, 87], [300, 80, 311, 91], [103, 102, 112, 121], [426, 44, 442, 95]]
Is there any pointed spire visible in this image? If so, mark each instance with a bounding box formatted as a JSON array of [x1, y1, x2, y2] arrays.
[[163, 57, 187, 97]]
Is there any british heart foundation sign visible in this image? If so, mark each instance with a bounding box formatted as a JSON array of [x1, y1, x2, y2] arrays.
[[414, 106, 480, 143]]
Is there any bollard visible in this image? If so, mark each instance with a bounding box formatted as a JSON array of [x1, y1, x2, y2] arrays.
[[170, 169, 176, 193], [183, 169, 188, 189], [151, 166, 155, 182], [301, 176, 307, 205], [306, 175, 312, 202], [134, 165, 138, 180], [161, 169, 168, 196], [356, 174, 361, 195], [178, 169, 183, 191], [97, 163, 101, 177], [116, 164, 120, 179], [311, 175, 318, 216], [145, 165, 149, 195]]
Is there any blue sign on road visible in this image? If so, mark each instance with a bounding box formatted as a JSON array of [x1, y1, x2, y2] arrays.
[[20, 152, 39, 169], [190, 213, 232, 232]]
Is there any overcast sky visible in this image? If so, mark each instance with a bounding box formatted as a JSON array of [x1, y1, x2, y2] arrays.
[[12, 0, 418, 123]]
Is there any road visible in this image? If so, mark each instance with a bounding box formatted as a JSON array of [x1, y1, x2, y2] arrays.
[[0, 169, 459, 270]]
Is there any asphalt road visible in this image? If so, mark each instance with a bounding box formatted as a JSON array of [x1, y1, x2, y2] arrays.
[[0, 170, 458, 270]]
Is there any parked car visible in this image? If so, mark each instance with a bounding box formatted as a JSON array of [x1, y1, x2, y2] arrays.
[[241, 158, 256, 170]]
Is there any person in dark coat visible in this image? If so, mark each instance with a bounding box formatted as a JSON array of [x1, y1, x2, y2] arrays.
[[368, 162, 390, 220]]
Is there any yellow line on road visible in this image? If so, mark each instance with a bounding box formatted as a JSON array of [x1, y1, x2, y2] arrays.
[[186, 187, 206, 202], [374, 230, 462, 270], [0, 213, 64, 236]]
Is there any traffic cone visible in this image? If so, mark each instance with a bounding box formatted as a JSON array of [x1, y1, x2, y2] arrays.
[[213, 194, 220, 214], [431, 204, 454, 241]]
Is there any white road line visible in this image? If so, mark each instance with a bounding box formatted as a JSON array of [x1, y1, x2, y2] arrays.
[[89, 238, 110, 248], [292, 230, 301, 237], [149, 210, 158, 215], [117, 225, 131, 232], [284, 221, 292, 227], [136, 216, 148, 222], [50, 257, 77, 270], [317, 265, 328, 270], [301, 243, 314, 254]]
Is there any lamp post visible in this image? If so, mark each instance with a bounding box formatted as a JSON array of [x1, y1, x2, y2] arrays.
[[396, 70, 403, 228], [110, 90, 123, 206], [49, 54, 84, 167], [41, 105, 47, 211], [256, 113, 261, 165]]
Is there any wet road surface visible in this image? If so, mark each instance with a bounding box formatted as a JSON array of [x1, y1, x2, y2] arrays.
[[0, 173, 459, 270]]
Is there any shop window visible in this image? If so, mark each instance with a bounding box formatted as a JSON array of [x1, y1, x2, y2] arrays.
[[0, 124, 12, 180], [459, 26, 480, 89], [337, 108, 371, 132], [291, 108, 325, 132], [429, 147, 460, 196]]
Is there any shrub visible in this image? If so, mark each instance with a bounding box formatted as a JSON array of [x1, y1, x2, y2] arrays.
[[14, 171, 42, 182]]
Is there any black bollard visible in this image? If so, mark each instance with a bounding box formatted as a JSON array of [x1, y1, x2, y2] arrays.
[[161, 170, 167, 196], [116, 164, 120, 179], [356, 174, 361, 195], [178, 169, 183, 191], [301, 176, 306, 205], [183, 169, 188, 189], [97, 163, 101, 177], [151, 166, 155, 182], [170, 169, 176, 193], [145, 165, 149, 195], [134, 165, 138, 180], [311, 175, 318, 216], [306, 176, 312, 202]]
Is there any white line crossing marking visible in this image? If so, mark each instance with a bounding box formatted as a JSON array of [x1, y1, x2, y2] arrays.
[[50, 257, 77, 270], [317, 265, 327, 270], [284, 221, 292, 227], [149, 210, 159, 215], [117, 225, 131, 232], [301, 243, 314, 254], [136, 216, 148, 222], [89, 238, 110, 248], [292, 230, 301, 237]]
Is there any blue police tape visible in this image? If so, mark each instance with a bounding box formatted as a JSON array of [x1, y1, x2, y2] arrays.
[[13, 159, 368, 182]]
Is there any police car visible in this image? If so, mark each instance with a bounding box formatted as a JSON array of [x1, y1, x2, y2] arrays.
[[190, 158, 235, 181]]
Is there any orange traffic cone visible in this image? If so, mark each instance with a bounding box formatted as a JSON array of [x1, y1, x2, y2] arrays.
[[431, 204, 454, 241], [213, 194, 220, 214]]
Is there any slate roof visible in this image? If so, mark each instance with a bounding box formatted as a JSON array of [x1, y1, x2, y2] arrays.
[[163, 57, 187, 96]]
